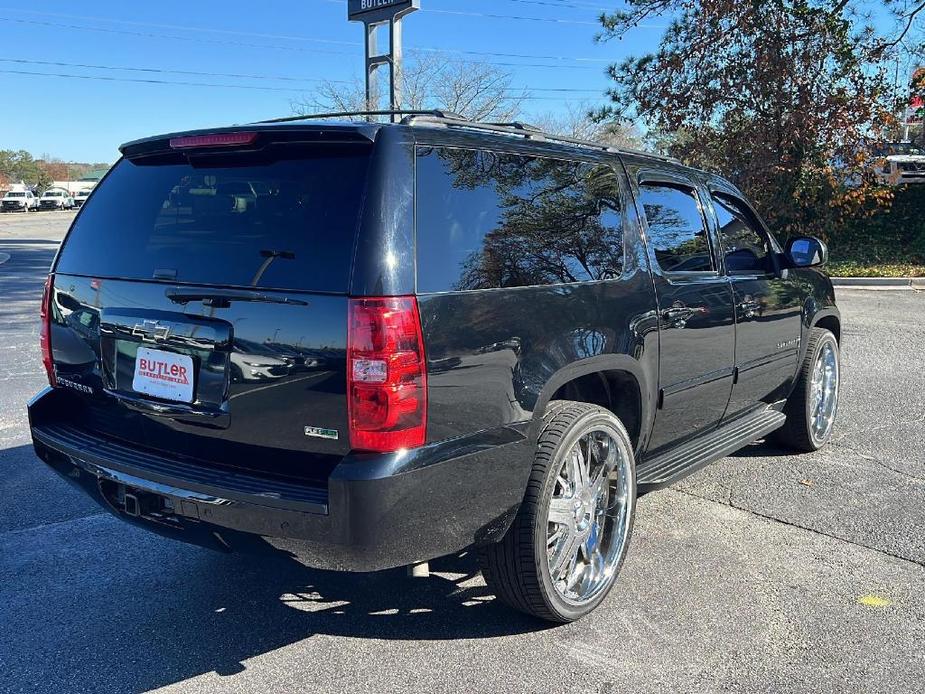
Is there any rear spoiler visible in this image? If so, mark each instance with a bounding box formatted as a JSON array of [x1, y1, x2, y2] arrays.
[[120, 123, 381, 160]]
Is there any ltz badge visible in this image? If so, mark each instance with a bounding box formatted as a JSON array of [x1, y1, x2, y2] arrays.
[[304, 426, 339, 441]]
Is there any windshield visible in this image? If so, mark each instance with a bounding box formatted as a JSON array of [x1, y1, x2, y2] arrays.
[[56, 144, 371, 292], [43, 191, 63, 197], [6, 192, 25, 198]]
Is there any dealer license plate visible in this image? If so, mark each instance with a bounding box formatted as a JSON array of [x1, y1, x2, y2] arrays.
[[132, 347, 194, 403]]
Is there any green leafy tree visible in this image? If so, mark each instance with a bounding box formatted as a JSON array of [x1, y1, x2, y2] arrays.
[[596, 1, 920, 240], [0, 149, 52, 188]]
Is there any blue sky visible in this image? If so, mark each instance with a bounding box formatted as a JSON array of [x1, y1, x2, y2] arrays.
[[0, 0, 666, 162], [0, 1, 908, 163]]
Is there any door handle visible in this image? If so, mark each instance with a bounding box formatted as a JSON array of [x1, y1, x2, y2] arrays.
[[662, 306, 693, 321], [661, 303, 704, 328]]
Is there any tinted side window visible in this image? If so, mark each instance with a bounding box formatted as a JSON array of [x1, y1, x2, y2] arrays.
[[638, 182, 714, 273], [712, 193, 772, 274], [416, 147, 625, 292]]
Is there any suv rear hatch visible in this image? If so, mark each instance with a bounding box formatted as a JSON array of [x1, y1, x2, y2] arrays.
[[47, 130, 373, 483]]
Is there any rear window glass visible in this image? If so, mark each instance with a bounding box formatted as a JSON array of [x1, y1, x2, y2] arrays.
[[56, 145, 371, 292]]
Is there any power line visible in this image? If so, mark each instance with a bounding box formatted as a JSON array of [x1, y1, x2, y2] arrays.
[[0, 68, 309, 92], [0, 16, 606, 72], [0, 9, 614, 65], [415, 45, 608, 64], [0, 56, 604, 94], [0, 56, 345, 84], [422, 7, 599, 26], [495, 0, 616, 10], [0, 66, 606, 101], [319, 0, 600, 25], [0, 7, 360, 48], [0, 7, 626, 94], [0, 17, 358, 58], [0, 16, 614, 73]]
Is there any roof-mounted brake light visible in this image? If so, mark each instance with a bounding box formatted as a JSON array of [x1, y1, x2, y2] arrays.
[[169, 132, 258, 149]]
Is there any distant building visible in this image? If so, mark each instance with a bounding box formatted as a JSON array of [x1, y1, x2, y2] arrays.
[[2, 181, 29, 194], [80, 168, 110, 183], [44, 166, 111, 195], [50, 180, 94, 195]]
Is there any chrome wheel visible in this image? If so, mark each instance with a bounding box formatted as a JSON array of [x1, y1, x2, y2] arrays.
[[545, 425, 633, 606], [810, 340, 839, 442]]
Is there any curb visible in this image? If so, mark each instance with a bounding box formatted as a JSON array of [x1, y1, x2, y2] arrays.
[[831, 277, 925, 289], [0, 252, 9, 266]]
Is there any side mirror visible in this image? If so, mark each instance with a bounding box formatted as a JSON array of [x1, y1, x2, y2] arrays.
[[786, 236, 828, 268]]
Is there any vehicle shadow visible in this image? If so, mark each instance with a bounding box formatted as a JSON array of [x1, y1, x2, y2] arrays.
[[2, 443, 551, 693], [727, 437, 792, 458]]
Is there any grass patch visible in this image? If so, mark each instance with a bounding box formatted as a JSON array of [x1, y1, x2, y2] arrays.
[[827, 261, 925, 277], [825, 186, 925, 278]]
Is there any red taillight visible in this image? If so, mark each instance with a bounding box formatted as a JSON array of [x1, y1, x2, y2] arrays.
[[347, 297, 427, 452], [169, 132, 258, 149], [40, 275, 56, 387]]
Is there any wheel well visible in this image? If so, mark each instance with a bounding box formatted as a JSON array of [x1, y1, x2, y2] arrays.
[[814, 315, 841, 343], [551, 370, 642, 450]]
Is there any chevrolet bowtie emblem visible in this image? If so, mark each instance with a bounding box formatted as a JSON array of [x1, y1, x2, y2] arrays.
[[132, 320, 171, 343]]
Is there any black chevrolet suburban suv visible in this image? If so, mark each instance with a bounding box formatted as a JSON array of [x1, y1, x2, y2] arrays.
[[28, 111, 841, 622]]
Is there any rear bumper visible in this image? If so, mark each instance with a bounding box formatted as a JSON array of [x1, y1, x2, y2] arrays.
[[28, 387, 532, 571]]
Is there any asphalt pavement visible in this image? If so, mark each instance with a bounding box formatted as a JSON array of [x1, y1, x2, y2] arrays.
[[1, 212, 923, 694]]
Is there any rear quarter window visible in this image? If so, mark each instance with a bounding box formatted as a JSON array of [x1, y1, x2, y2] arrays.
[[56, 144, 371, 293], [415, 146, 626, 293]]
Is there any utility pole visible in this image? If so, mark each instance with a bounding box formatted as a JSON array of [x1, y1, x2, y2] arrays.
[[347, 0, 420, 121]]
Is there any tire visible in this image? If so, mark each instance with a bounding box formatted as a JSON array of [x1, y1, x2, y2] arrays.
[[772, 328, 840, 452], [478, 400, 636, 622]]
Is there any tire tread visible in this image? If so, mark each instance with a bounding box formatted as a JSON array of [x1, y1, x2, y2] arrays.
[[773, 327, 837, 452], [479, 400, 624, 622]]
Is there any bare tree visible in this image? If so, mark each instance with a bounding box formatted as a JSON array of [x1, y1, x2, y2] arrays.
[[290, 52, 527, 122], [530, 104, 644, 149]]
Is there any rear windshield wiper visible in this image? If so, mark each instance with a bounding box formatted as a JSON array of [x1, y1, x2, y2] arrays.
[[165, 288, 308, 308]]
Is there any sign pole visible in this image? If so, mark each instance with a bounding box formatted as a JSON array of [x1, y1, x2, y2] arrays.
[[348, 1, 421, 121], [364, 21, 379, 110], [390, 13, 403, 113]]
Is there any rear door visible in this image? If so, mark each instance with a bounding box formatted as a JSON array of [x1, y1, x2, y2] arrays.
[[49, 138, 373, 481], [705, 187, 803, 418], [626, 165, 736, 454]]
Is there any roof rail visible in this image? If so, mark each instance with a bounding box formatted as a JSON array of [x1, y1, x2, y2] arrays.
[[253, 109, 680, 164], [255, 109, 466, 125], [402, 113, 680, 163], [484, 121, 544, 133]]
